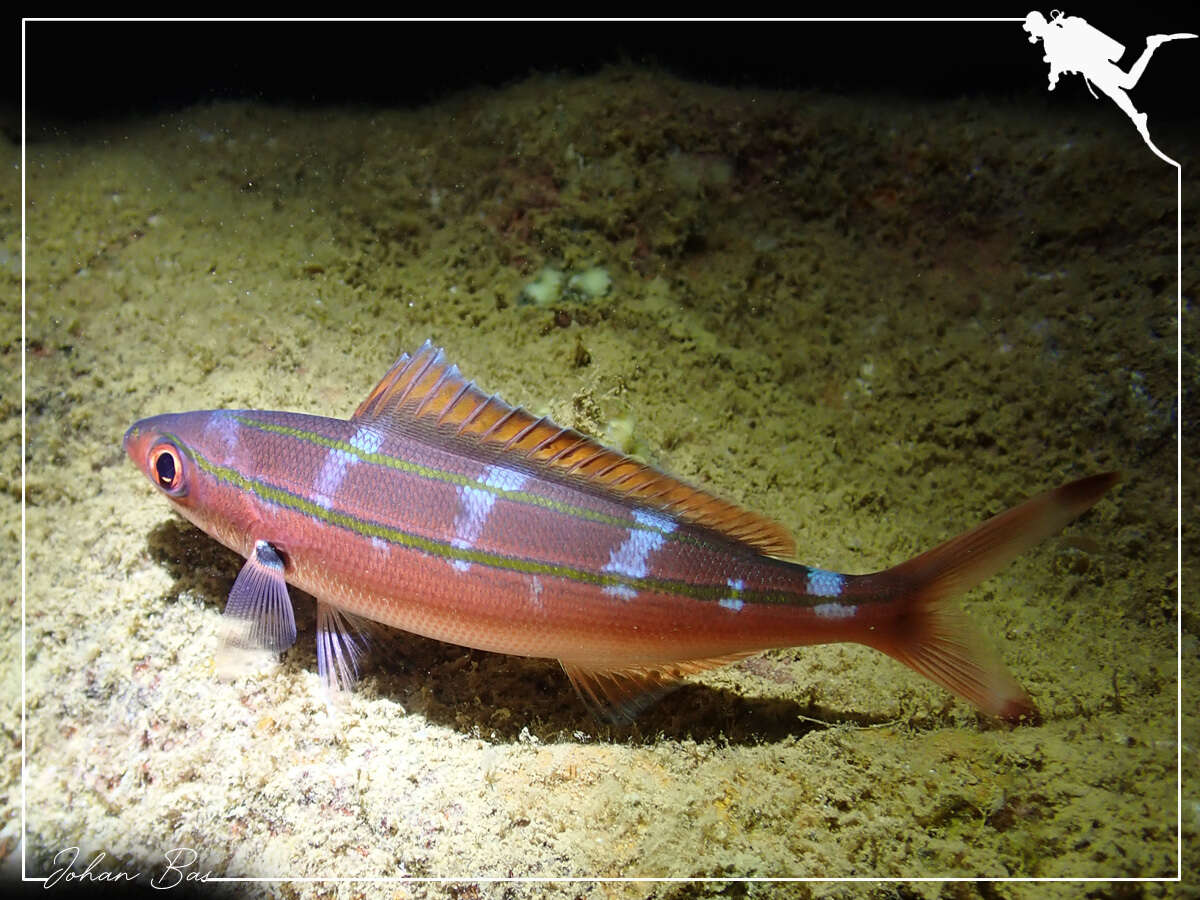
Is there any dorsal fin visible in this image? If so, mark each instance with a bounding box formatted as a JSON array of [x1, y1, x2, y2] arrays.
[[353, 341, 796, 558]]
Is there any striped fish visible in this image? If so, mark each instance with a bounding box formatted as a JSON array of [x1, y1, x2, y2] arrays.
[[123, 341, 1117, 724]]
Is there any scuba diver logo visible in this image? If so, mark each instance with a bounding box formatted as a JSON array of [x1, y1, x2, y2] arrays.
[[1022, 11, 1195, 166]]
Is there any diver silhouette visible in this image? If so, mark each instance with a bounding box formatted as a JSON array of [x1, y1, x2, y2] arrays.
[[1023, 10, 1195, 165]]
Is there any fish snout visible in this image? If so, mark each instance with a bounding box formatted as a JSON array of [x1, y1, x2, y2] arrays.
[[123, 419, 161, 477], [123, 422, 146, 467]]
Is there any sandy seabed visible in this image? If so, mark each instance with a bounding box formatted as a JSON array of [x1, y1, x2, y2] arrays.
[[5, 62, 1191, 899]]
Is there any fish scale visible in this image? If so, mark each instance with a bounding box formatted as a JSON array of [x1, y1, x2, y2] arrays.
[[125, 340, 1118, 724]]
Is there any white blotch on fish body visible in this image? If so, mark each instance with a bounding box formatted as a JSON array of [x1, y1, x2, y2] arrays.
[[203, 411, 241, 463], [528, 575, 544, 610], [314, 425, 383, 511], [719, 578, 745, 612], [813, 602, 857, 619], [807, 567, 844, 597], [450, 465, 529, 572], [602, 509, 677, 600]]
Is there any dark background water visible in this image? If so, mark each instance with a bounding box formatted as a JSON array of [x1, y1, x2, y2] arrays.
[[20, 16, 1196, 133]]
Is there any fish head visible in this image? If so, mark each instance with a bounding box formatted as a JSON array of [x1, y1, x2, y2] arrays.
[[124, 410, 256, 554]]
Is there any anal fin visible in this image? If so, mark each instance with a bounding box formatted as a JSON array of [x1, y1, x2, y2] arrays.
[[561, 654, 755, 725]]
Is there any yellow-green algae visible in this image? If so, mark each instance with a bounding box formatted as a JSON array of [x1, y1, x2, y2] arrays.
[[7, 63, 1190, 900]]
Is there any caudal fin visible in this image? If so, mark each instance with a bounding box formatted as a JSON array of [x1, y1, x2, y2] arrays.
[[861, 472, 1119, 723]]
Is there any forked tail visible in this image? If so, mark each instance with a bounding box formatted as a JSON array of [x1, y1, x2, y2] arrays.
[[860, 472, 1119, 723]]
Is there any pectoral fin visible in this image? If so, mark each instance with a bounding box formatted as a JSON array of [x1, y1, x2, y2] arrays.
[[216, 540, 296, 678]]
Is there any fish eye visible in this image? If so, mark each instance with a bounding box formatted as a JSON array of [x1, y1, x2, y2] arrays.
[[148, 442, 187, 497]]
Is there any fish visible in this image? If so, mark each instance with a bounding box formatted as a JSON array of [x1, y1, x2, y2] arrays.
[[123, 340, 1117, 724]]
